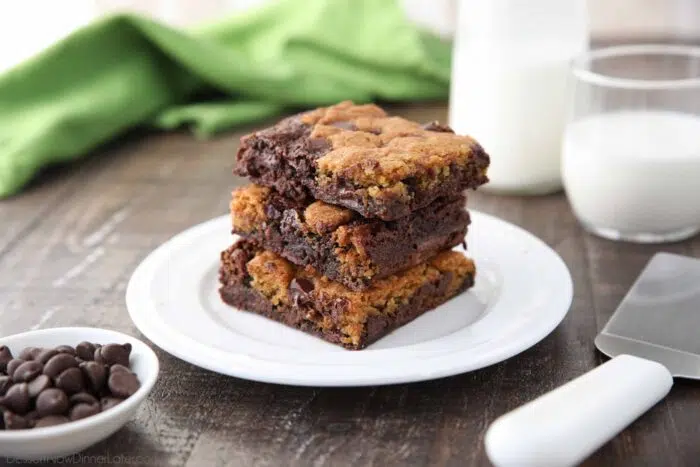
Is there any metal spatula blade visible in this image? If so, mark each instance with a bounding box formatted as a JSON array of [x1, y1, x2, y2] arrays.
[[485, 252, 700, 467], [595, 252, 700, 379]]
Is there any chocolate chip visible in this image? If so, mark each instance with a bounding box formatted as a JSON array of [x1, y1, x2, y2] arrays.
[[76, 341, 96, 361], [25, 410, 40, 423], [35, 415, 69, 428], [18, 347, 40, 361], [69, 403, 100, 421], [421, 121, 453, 133], [289, 277, 315, 306], [0, 346, 13, 373], [98, 343, 132, 367], [80, 361, 107, 393], [94, 347, 104, 364], [55, 367, 84, 394], [70, 392, 98, 406], [2, 383, 29, 414], [108, 371, 140, 398], [3, 411, 29, 430], [27, 374, 52, 398], [6, 359, 25, 379], [55, 345, 76, 356], [293, 277, 314, 294], [307, 137, 331, 153], [330, 121, 357, 131], [36, 388, 69, 417], [12, 361, 43, 383], [35, 348, 59, 364], [109, 364, 131, 375], [0, 376, 12, 396], [100, 397, 124, 411], [43, 353, 78, 378]]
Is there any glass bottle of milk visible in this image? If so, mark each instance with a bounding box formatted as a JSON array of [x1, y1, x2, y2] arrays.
[[449, 0, 589, 195]]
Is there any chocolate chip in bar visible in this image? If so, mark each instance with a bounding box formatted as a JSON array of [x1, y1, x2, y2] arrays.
[[289, 277, 314, 307], [421, 121, 454, 133]]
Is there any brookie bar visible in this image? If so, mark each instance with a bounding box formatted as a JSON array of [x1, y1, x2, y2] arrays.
[[230, 184, 470, 290], [235, 101, 489, 221], [219, 239, 476, 350]]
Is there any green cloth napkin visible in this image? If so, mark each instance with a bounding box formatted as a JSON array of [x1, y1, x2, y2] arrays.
[[0, 0, 452, 198]]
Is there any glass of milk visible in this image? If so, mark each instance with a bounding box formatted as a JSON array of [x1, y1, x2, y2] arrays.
[[563, 44, 700, 243], [449, 0, 589, 195]]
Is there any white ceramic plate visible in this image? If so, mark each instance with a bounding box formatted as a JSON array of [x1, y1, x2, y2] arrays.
[[126, 211, 572, 387]]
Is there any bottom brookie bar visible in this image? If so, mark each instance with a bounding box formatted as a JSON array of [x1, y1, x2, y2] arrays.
[[219, 239, 476, 350]]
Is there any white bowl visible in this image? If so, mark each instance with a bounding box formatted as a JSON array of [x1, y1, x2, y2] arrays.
[[0, 327, 159, 461]]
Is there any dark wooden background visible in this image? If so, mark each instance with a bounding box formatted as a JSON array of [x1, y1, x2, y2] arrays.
[[1, 104, 698, 467]]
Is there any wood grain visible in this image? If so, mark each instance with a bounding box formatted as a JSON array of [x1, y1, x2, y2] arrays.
[[0, 103, 698, 467]]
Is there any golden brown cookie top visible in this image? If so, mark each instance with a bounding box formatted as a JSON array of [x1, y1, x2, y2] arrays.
[[299, 101, 481, 187]]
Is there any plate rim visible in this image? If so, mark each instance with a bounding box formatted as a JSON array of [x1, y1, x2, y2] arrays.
[[126, 211, 573, 386]]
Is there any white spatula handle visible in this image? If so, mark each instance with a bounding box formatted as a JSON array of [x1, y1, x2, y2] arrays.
[[484, 354, 673, 467]]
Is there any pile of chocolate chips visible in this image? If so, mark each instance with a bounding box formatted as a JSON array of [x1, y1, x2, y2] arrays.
[[0, 342, 141, 430]]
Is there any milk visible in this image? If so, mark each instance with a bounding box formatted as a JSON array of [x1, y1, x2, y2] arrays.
[[562, 111, 700, 241], [448, 0, 588, 195], [449, 47, 574, 194]]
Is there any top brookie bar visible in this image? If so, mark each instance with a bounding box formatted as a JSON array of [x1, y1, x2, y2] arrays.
[[235, 101, 490, 221], [230, 184, 470, 290]]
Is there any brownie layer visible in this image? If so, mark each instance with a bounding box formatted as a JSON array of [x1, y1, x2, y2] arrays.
[[219, 240, 475, 350], [235, 101, 489, 221], [230, 184, 470, 290]]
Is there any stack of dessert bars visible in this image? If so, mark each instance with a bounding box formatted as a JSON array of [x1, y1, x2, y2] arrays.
[[219, 101, 490, 350]]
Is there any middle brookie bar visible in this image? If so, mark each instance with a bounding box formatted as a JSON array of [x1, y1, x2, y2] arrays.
[[230, 184, 470, 291]]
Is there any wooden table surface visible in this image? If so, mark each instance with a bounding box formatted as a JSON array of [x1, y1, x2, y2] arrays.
[[1, 103, 698, 467]]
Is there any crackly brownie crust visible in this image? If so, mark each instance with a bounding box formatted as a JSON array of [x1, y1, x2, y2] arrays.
[[219, 240, 475, 350], [230, 184, 470, 290], [235, 101, 489, 221]]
